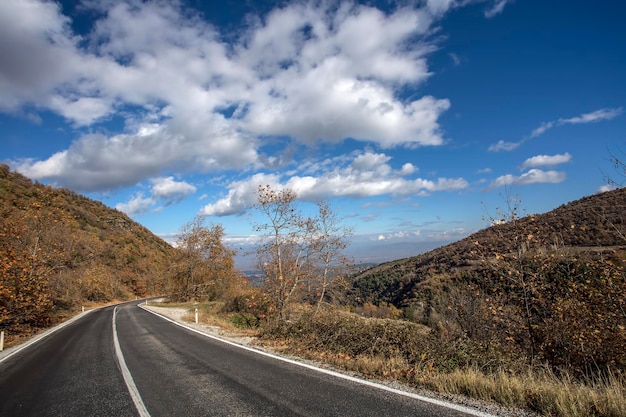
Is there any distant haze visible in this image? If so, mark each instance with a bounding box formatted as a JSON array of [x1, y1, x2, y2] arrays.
[[231, 239, 454, 271]]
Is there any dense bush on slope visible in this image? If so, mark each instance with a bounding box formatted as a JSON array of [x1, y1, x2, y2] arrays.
[[0, 165, 176, 337], [350, 188, 626, 376]]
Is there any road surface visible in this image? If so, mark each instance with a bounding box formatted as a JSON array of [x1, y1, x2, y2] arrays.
[[0, 301, 492, 416]]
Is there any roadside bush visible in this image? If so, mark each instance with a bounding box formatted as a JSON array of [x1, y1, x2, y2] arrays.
[[221, 287, 271, 327], [263, 308, 430, 361]]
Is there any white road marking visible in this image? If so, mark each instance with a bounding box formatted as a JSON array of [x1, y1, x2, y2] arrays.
[[140, 304, 497, 417], [113, 306, 151, 417]]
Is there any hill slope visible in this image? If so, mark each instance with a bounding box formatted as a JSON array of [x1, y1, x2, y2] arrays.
[[351, 187, 626, 306], [0, 165, 177, 337], [350, 188, 626, 373]]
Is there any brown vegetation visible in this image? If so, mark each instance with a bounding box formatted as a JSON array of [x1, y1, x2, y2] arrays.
[[350, 188, 626, 379], [0, 165, 176, 343]]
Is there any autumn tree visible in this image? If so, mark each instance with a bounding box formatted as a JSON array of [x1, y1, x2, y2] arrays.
[[170, 217, 238, 302], [0, 202, 65, 330]]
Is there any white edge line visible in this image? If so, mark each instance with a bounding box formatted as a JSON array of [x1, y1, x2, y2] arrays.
[[0, 309, 95, 365], [139, 304, 497, 417], [113, 306, 151, 417]]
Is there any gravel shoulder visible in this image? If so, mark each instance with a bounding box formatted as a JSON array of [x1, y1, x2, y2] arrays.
[[141, 303, 257, 347]]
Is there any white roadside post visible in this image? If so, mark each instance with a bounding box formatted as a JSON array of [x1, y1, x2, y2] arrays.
[[1, 331, 4, 351], [195, 308, 199, 324]]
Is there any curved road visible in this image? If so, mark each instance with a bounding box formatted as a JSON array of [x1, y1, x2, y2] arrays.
[[0, 301, 492, 416]]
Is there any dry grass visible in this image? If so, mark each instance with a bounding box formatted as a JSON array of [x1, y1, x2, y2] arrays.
[[423, 368, 626, 417], [260, 307, 626, 417]]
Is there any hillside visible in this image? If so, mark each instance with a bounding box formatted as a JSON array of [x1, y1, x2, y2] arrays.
[[350, 188, 626, 373], [0, 165, 177, 338], [351, 187, 626, 305]]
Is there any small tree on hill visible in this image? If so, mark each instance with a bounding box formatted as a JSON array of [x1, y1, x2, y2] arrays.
[[253, 186, 352, 319], [253, 185, 311, 319], [310, 200, 353, 313], [170, 217, 238, 302]]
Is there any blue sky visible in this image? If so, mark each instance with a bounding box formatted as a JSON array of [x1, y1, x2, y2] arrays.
[[1, 0, 625, 268]]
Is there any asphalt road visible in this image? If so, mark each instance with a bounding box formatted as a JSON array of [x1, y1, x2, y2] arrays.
[[0, 301, 492, 416]]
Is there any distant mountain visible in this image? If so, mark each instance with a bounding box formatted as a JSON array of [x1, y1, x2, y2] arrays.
[[0, 165, 177, 334], [350, 187, 626, 307]]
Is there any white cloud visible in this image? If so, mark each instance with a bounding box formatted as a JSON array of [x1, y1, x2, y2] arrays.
[[558, 107, 623, 125], [399, 163, 418, 175], [150, 177, 197, 205], [200, 151, 468, 216], [427, 0, 456, 16], [484, 0, 513, 18], [488, 169, 566, 189], [489, 107, 623, 152], [530, 121, 554, 138], [488, 140, 521, 152], [16, 116, 258, 191], [6, 0, 461, 190], [0, 0, 81, 111], [449, 52, 461, 66], [531, 108, 623, 138], [351, 152, 391, 172], [115, 193, 154, 217], [597, 184, 618, 193], [201, 173, 281, 216], [113, 176, 197, 217], [376, 230, 422, 241], [521, 153, 571, 169]]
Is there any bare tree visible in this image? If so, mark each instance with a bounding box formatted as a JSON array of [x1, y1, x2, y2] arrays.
[[478, 189, 542, 363], [254, 185, 310, 319], [607, 144, 626, 187], [310, 201, 353, 313], [253, 187, 353, 319]]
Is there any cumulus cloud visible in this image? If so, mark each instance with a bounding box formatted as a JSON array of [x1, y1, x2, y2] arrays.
[[201, 151, 468, 216], [597, 184, 618, 193], [5, 0, 459, 190], [521, 153, 571, 169], [201, 173, 282, 217], [15, 118, 258, 191], [488, 169, 566, 190], [399, 163, 418, 175], [115, 193, 154, 217], [114, 177, 197, 217], [150, 177, 197, 205]]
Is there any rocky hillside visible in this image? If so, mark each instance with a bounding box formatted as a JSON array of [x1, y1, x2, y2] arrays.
[[0, 165, 177, 336]]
